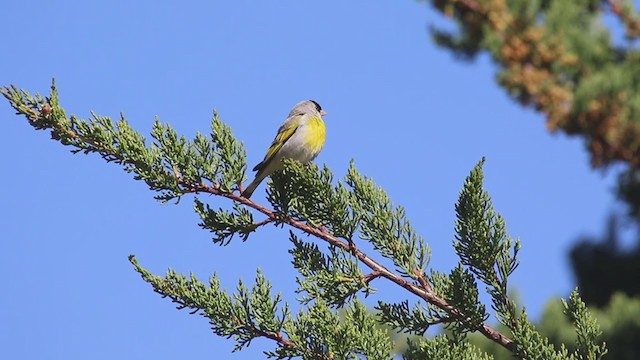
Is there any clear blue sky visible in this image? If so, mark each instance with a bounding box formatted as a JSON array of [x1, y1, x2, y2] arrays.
[[0, 1, 625, 358]]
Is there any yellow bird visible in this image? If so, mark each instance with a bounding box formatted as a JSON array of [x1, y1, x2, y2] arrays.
[[242, 100, 326, 198]]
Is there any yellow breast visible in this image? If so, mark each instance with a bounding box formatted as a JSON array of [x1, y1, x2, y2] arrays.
[[304, 116, 326, 154]]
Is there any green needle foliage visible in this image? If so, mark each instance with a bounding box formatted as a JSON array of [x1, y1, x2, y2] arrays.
[[289, 231, 371, 307], [129, 257, 290, 353], [562, 290, 608, 359], [404, 335, 494, 360], [2, 82, 607, 359], [194, 199, 255, 245], [453, 158, 521, 331]]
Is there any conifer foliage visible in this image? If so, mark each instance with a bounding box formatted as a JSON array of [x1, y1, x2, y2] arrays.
[[2, 83, 606, 359], [429, 0, 640, 168]]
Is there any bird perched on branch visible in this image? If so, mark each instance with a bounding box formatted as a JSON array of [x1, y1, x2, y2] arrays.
[[242, 100, 326, 198]]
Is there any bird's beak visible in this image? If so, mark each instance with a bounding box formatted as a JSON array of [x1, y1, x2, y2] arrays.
[[320, 110, 327, 116]]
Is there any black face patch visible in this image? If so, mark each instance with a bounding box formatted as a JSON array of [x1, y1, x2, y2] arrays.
[[310, 100, 322, 112]]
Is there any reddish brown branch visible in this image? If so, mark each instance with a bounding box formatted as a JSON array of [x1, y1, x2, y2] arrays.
[[413, 268, 433, 292], [257, 330, 331, 360], [259, 330, 297, 348], [253, 218, 274, 228], [362, 271, 383, 285]]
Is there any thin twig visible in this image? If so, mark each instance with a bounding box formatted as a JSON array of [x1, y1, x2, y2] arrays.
[[256, 330, 331, 360], [362, 271, 383, 285], [253, 218, 274, 228], [413, 268, 432, 292]]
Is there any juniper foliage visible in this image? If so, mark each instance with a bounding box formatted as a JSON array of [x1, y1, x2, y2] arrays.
[[2, 82, 607, 359]]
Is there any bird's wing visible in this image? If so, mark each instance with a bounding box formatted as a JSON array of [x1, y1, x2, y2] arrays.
[[252, 115, 301, 172]]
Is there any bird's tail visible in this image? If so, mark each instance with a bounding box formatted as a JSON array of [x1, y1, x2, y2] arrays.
[[241, 175, 266, 199]]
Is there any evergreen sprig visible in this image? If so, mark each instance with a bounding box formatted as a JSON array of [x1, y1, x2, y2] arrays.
[[129, 256, 297, 354], [267, 160, 358, 240], [273, 300, 392, 360], [346, 161, 430, 279], [194, 199, 255, 245], [404, 335, 494, 360], [1, 81, 246, 204], [445, 265, 488, 334], [376, 300, 440, 335], [529, 292, 635, 360], [130, 255, 391, 359], [453, 158, 521, 330], [289, 232, 372, 307], [562, 289, 608, 359]]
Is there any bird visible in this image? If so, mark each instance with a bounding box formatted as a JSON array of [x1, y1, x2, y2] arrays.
[[242, 100, 326, 198]]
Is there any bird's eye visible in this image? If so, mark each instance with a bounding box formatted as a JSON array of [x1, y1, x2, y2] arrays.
[[310, 100, 322, 112]]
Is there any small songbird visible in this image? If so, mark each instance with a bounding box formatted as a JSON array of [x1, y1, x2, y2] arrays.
[[242, 100, 326, 198]]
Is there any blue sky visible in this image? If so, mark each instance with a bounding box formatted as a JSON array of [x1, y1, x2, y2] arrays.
[[0, 1, 626, 358]]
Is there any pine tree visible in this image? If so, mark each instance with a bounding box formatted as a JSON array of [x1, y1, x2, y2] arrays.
[[2, 83, 606, 359]]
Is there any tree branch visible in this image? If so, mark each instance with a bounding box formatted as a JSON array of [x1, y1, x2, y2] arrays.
[[604, 0, 640, 38], [252, 217, 274, 228], [253, 329, 331, 360], [195, 189, 514, 350], [361, 270, 383, 285]]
